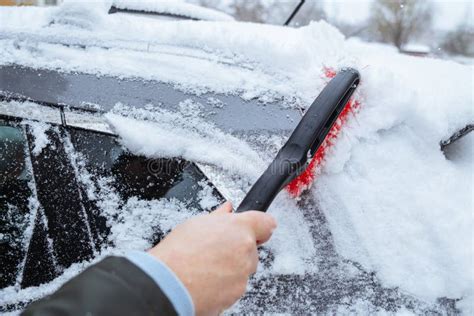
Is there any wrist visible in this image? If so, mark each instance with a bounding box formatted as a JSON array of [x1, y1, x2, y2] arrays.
[[126, 251, 195, 316]]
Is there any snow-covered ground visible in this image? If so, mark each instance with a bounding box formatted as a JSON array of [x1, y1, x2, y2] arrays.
[[0, 1, 472, 314]]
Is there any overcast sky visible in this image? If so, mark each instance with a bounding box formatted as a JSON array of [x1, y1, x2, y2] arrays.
[[323, 0, 473, 31]]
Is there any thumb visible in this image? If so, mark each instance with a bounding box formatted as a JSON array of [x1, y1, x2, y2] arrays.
[[235, 211, 277, 245], [212, 201, 233, 215]]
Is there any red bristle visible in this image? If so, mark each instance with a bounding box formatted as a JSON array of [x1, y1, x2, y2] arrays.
[[286, 68, 360, 198], [324, 67, 337, 79]]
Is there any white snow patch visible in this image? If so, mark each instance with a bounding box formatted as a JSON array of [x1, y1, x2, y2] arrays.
[[313, 41, 473, 308], [178, 98, 203, 116], [263, 195, 317, 275], [112, 0, 234, 22], [110, 197, 197, 251], [105, 111, 265, 179], [49, 0, 110, 30], [206, 97, 225, 108], [197, 180, 220, 211], [28, 121, 51, 156], [0, 101, 62, 126]]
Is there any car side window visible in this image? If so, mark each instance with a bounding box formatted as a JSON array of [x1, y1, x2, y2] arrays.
[[0, 117, 224, 299], [68, 127, 224, 210], [0, 121, 32, 288]]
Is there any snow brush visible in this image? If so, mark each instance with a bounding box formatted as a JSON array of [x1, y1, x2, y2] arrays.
[[236, 68, 360, 213]]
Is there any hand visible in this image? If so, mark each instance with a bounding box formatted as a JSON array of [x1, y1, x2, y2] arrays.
[[148, 201, 277, 316]]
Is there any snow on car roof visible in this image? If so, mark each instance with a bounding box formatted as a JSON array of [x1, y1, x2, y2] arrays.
[[0, 2, 473, 314], [111, 0, 235, 21]]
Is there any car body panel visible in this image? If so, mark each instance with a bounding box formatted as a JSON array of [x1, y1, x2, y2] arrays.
[[0, 65, 302, 135]]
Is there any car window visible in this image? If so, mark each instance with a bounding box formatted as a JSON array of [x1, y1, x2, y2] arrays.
[[68, 127, 224, 230], [0, 116, 224, 299], [0, 121, 32, 289], [21, 122, 96, 288]]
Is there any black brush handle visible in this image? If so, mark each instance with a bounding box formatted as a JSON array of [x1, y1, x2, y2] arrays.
[[236, 68, 360, 213]]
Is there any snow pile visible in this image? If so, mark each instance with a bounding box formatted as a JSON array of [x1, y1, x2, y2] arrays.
[[0, 7, 50, 31], [112, 0, 234, 21], [49, 0, 110, 30], [314, 46, 473, 310], [105, 105, 265, 179]]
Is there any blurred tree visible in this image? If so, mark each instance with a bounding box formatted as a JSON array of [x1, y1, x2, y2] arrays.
[[192, 0, 327, 26], [329, 20, 370, 38], [189, 0, 230, 14], [369, 0, 433, 50], [230, 0, 267, 23], [441, 25, 474, 57]]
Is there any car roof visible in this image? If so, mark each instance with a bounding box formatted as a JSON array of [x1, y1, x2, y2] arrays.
[[0, 65, 301, 135]]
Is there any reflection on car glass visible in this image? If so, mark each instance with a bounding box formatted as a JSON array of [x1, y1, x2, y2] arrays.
[[0, 122, 32, 288], [112, 155, 184, 200], [68, 128, 223, 209]]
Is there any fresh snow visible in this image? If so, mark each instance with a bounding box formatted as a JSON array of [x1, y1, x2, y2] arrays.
[[105, 108, 319, 277], [112, 0, 235, 21], [0, 1, 473, 314], [105, 108, 265, 179], [27, 122, 51, 156]]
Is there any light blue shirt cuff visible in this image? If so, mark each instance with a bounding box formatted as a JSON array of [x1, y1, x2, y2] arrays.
[[125, 251, 195, 316]]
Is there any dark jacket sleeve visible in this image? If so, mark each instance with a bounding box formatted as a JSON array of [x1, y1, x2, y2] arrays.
[[22, 256, 178, 316]]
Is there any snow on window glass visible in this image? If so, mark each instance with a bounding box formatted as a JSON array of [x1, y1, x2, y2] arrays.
[[27, 122, 51, 156]]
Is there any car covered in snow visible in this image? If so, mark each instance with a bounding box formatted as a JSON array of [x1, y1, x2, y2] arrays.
[[0, 1, 472, 315]]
